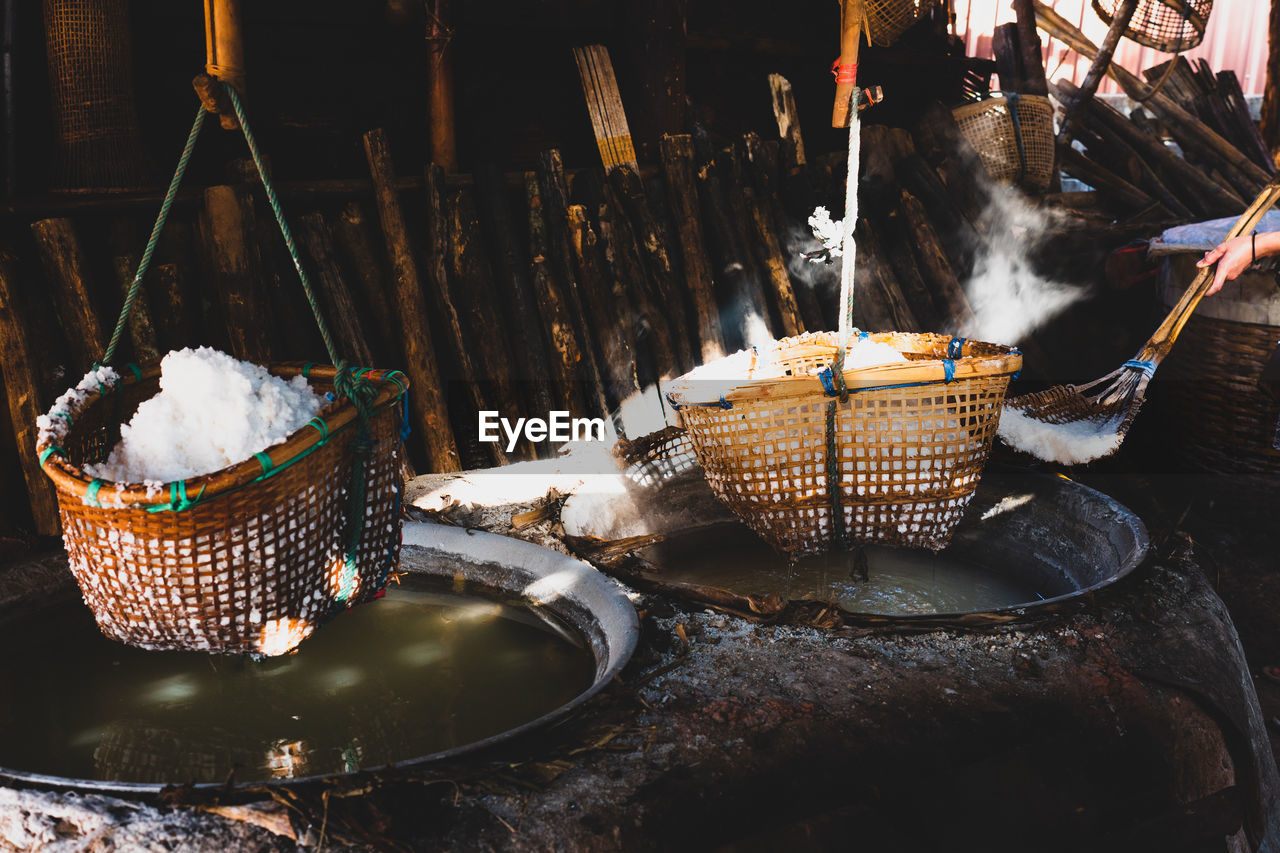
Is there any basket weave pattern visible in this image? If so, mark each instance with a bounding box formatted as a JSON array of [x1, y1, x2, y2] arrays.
[[1161, 313, 1280, 482], [953, 95, 1056, 193], [865, 0, 938, 46], [1092, 0, 1211, 53], [671, 333, 1018, 557], [43, 365, 406, 655]]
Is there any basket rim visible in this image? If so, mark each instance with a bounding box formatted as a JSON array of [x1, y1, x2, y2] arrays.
[[665, 331, 1021, 407], [36, 361, 408, 510], [951, 92, 1051, 121]]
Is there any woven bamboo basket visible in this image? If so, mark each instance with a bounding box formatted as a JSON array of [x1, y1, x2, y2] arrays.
[[1158, 257, 1280, 486], [36, 363, 408, 656], [666, 332, 1021, 557], [614, 425, 699, 490], [1092, 0, 1211, 53], [864, 0, 939, 46], [953, 94, 1056, 193]]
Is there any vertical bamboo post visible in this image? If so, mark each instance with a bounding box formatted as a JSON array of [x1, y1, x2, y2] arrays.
[[831, 0, 866, 129], [425, 0, 458, 172], [203, 0, 245, 129]]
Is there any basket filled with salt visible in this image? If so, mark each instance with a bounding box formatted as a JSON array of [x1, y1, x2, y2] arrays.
[[36, 352, 408, 655], [34, 83, 410, 655], [665, 332, 1021, 558]]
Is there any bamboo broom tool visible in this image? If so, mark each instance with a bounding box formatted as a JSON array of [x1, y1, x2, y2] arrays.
[[1005, 176, 1280, 451]]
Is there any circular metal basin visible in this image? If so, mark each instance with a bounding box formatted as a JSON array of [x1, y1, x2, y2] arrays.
[[561, 470, 1149, 619], [0, 524, 638, 794]]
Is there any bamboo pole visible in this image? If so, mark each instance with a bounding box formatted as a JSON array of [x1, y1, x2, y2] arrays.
[[0, 248, 60, 535], [362, 128, 460, 472], [295, 212, 376, 368], [831, 0, 866, 128], [1056, 0, 1135, 147], [425, 0, 458, 171], [203, 0, 246, 129], [332, 202, 402, 367]]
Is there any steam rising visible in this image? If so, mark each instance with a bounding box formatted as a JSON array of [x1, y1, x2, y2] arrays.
[[961, 185, 1087, 344]]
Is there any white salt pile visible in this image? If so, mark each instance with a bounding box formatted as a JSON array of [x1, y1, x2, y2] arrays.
[[36, 365, 120, 447], [997, 407, 1124, 465], [84, 347, 325, 484]]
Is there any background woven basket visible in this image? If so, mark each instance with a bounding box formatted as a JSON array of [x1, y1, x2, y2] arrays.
[[667, 332, 1020, 557], [42, 0, 151, 190], [38, 364, 407, 655], [1092, 0, 1211, 53], [1162, 268, 1280, 489], [614, 425, 699, 490], [953, 94, 1056, 193], [864, 0, 938, 46]]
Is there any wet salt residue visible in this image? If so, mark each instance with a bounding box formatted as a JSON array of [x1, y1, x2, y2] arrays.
[[85, 347, 325, 484], [997, 407, 1123, 465]]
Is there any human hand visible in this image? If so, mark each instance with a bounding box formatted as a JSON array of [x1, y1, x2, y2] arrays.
[[1196, 234, 1255, 296]]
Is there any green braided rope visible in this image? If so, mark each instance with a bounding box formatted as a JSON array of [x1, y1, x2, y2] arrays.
[[101, 105, 207, 366]]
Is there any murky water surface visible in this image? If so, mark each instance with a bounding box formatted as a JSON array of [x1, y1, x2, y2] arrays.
[[0, 577, 595, 783], [638, 523, 1067, 615]]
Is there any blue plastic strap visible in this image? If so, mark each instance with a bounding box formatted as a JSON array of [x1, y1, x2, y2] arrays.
[[123, 363, 142, 382], [1010, 348, 1023, 381], [717, 396, 732, 410], [85, 479, 103, 507], [947, 336, 967, 359], [818, 366, 837, 396], [859, 330, 870, 340], [307, 417, 329, 442], [254, 452, 274, 475], [943, 359, 956, 383], [302, 361, 316, 378], [39, 446, 64, 466], [1124, 359, 1156, 377]]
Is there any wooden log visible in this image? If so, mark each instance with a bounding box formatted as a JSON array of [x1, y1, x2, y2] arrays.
[[1057, 145, 1158, 212], [362, 128, 460, 473], [425, 165, 508, 467], [473, 163, 556, 422], [1263, 0, 1280, 161], [992, 23, 1026, 93], [1056, 0, 1136, 146], [1051, 78, 1244, 216], [151, 218, 203, 353], [250, 195, 326, 361], [537, 149, 610, 418], [600, 178, 681, 381], [295, 212, 375, 367], [1011, 0, 1050, 97], [694, 144, 771, 351], [742, 132, 824, 333], [880, 202, 943, 331], [29, 218, 106, 371], [743, 185, 803, 337], [898, 190, 975, 333], [911, 103, 992, 235], [892, 151, 983, 278], [573, 45, 638, 173], [621, 0, 685, 162], [425, 0, 458, 171], [107, 221, 161, 363], [607, 165, 694, 371], [1073, 122, 1195, 220], [448, 185, 529, 459], [525, 170, 588, 417], [200, 185, 272, 363], [659, 134, 725, 363], [1032, 1, 1271, 191], [332, 202, 401, 367], [568, 204, 639, 409], [0, 248, 61, 534], [856, 219, 920, 333], [768, 73, 806, 166], [1216, 71, 1275, 175]]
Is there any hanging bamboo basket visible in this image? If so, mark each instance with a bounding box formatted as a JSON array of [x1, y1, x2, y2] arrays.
[[1092, 0, 1211, 53], [953, 94, 1056, 193], [37, 363, 409, 655], [666, 332, 1021, 558]]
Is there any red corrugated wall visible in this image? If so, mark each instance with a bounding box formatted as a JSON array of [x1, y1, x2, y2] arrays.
[[953, 0, 1269, 96]]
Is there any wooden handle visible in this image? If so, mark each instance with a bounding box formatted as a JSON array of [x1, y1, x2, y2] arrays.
[[1141, 180, 1280, 362], [831, 0, 866, 128], [201, 0, 245, 130]]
